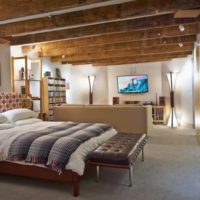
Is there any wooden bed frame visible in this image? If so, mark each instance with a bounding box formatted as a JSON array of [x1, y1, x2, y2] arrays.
[[0, 161, 80, 196]]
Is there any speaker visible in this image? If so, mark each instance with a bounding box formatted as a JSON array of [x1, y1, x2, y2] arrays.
[[159, 96, 166, 106], [113, 97, 119, 105]]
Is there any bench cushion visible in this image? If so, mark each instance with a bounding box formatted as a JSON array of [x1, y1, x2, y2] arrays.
[[89, 133, 147, 165]]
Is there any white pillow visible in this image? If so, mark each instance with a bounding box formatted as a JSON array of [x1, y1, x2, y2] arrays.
[[0, 113, 8, 123], [2, 108, 38, 123], [0, 123, 14, 130], [14, 118, 42, 126]]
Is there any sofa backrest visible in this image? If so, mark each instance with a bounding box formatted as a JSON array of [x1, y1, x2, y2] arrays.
[[54, 105, 152, 134]]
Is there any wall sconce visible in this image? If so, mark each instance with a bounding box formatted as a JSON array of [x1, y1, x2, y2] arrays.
[[167, 72, 178, 127], [88, 75, 96, 104]]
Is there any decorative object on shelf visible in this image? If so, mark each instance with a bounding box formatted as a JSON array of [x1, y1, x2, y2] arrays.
[[28, 69, 34, 80], [20, 67, 25, 80], [55, 68, 62, 78], [88, 75, 96, 104], [167, 72, 178, 127], [44, 71, 51, 77]]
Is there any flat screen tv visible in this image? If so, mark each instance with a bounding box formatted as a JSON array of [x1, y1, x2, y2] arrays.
[[117, 75, 148, 94]]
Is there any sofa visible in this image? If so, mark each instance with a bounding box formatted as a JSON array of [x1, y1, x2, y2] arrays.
[[53, 105, 152, 134]]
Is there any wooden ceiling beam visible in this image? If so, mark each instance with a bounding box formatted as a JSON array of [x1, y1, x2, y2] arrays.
[[63, 51, 192, 66], [11, 15, 200, 45], [0, 0, 112, 21], [50, 43, 194, 62], [38, 35, 196, 57], [20, 22, 199, 47], [1, 0, 200, 37]]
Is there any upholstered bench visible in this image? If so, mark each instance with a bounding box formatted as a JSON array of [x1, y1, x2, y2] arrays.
[[88, 133, 147, 186]]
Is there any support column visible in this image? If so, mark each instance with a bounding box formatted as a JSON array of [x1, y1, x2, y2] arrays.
[[194, 33, 200, 134]]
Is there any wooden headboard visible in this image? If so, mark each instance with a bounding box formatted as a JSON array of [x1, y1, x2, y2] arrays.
[[0, 92, 22, 113]]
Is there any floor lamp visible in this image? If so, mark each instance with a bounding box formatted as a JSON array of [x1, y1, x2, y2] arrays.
[[88, 75, 96, 104], [167, 72, 178, 127]]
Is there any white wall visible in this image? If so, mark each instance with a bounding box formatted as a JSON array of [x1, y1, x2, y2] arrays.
[[10, 46, 194, 127], [65, 64, 108, 104], [0, 44, 11, 92], [107, 63, 162, 104]]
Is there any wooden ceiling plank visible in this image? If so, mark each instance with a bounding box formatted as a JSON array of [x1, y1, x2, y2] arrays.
[[38, 35, 196, 57], [1, 0, 200, 37], [0, 0, 112, 21], [51, 43, 193, 62], [61, 51, 192, 65], [18, 22, 199, 46], [5, 13, 200, 38]]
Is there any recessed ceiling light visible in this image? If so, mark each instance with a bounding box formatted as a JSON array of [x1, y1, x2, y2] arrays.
[[157, 33, 161, 36], [179, 24, 185, 32]]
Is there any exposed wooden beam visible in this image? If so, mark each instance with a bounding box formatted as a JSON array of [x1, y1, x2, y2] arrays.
[[1, 0, 200, 37], [64, 51, 192, 66], [0, 37, 10, 44], [11, 15, 199, 45], [22, 25, 198, 53], [51, 43, 194, 62], [0, 0, 112, 21], [38, 35, 196, 57]]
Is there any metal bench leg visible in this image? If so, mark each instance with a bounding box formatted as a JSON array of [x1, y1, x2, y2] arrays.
[[129, 166, 132, 187], [96, 165, 100, 182], [141, 147, 144, 162]]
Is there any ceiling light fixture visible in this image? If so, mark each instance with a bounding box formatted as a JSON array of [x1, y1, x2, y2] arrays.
[[62, 55, 65, 59], [178, 43, 183, 47], [179, 24, 185, 32]]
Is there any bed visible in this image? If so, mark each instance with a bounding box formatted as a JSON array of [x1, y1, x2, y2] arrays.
[[0, 92, 117, 196]]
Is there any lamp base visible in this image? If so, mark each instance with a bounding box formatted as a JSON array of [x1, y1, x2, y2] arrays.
[[89, 92, 93, 104], [167, 108, 178, 127]]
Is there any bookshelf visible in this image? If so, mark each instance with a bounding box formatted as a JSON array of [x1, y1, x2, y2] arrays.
[[11, 56, 28, 108], [152, 105, 165, 124], [11, 57, 43, 112], [42, 77, 66, 120]]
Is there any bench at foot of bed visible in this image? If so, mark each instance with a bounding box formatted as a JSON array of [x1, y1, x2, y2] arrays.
[[88, 133, 147, 186]]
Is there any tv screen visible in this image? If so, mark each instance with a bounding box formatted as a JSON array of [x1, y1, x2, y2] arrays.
[[117, 75, 148, 94]]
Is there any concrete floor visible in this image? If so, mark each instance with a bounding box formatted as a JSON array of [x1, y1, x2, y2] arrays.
[[0, 126, 199, 200]]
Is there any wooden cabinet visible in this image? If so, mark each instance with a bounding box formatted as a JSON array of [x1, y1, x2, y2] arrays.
[[42, 77, 66, 121], [152, 105, 165, 124], [11, 57, 43, 112]]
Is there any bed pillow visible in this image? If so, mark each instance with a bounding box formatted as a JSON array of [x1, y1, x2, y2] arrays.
[[2, 108, 38, 123], [0, 123, 14, 130], [0, 113, 8, 123], [14, 118, 42, 126]]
